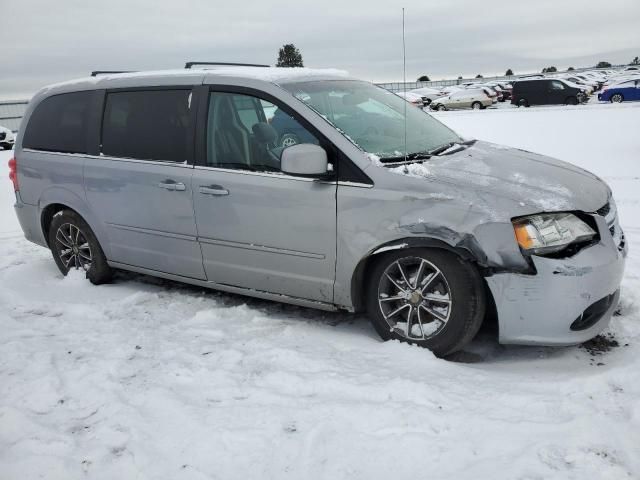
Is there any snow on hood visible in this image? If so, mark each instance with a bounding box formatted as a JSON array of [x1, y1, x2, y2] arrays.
[[383, 141, 609, 213]]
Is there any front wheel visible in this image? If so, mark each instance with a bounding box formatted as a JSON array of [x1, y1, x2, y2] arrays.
[[610, 93, 624, 103], [366, 248, 486, 357], [565, 96, 578, 106], [436, 104, 447, 111], [48, 210, 112, 284], [279, 133, 300, 148]]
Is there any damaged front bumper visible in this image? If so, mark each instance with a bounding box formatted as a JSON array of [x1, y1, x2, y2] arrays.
[[486, 214, 627, 346]]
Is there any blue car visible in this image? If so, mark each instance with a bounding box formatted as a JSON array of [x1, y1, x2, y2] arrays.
[[598, 79, 640, 103]]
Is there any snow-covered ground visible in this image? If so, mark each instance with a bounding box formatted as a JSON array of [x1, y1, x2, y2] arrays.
[[1, 103, 639, 479]]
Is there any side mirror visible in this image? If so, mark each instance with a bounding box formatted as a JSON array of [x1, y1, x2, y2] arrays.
[[281, 144, 330, 177]]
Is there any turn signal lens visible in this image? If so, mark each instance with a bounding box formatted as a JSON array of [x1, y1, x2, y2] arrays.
[[514, 223, 536, 250]]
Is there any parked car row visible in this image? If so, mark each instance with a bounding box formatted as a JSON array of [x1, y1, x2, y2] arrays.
[[392, 67, 640, 110], [597, 68, 640, 103], [513, 68, 640, 106]]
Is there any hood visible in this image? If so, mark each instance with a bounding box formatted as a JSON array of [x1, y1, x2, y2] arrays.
[[424, 141, 609, 213]]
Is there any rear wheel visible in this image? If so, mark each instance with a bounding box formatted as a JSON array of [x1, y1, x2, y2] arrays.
[[518, 98, 529, 108], [48, 210, 112, 284], [610, 93, 624, 103], [365, 248, 486, 357], [471, 101, 482, 110]]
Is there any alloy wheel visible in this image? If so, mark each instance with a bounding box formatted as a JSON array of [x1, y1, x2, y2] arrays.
[[281, 135, 298, 148], [55, 223, 93, 271], [611, 94, 623, 103], [377, 256, 452, 340]]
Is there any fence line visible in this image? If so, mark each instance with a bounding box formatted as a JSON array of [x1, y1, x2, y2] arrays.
[[376, 66, 621, 92], [0, 100, 28, 132]]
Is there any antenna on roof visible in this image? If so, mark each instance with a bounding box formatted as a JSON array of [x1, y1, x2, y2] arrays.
[[185, 61, 270, 69], [402, 8, 408, 166], [90, 71, 133, 77]]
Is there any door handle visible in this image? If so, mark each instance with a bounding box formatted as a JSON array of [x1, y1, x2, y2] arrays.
[[199, 185, 229, 196], [158, 180, 186, 191]]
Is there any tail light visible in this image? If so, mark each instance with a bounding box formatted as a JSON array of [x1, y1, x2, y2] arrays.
[[8, 156, 18, 191]]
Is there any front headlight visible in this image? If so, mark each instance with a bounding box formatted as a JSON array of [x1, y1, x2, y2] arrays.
[[512, 213, 596, 255]]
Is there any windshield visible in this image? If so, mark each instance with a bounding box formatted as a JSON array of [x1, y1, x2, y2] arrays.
[[281, 80, 461, 160]]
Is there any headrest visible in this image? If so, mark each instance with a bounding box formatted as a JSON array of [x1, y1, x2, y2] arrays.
[[252, 122, 278, 143]]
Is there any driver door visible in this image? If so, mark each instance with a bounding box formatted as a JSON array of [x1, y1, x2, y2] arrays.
[[192, 90, 337, 303]]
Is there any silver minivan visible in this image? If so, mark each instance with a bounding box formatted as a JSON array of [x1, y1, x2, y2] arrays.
[[10, 67, 626, 356]]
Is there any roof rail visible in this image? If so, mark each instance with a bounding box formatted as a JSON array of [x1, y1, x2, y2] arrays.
[[90, 70, 134, 77], [185, 61, 269, 69]]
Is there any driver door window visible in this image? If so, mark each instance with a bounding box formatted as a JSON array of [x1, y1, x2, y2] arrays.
[[550, 81, 565, 91], [206, 92, 319, 172]]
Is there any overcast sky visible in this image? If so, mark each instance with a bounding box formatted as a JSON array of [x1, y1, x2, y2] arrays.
[[1, 0, 639, 99]]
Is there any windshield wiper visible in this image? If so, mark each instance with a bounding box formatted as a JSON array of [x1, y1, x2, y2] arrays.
[[378, 139, 477, 165], [378, 152, 432, 164], [429, 139, 477, 156]]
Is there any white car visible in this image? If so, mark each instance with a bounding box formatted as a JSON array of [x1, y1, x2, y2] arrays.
[[603, 74, 640, 88], [395, 91, 426, 107], [561, 76, 595, 94], [429, 88, 493, 111], [409, 86, 444, 104], [0, 126, 15, 150], [438, 85, 464, 96]]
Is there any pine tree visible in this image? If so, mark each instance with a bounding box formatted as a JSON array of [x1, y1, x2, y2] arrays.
[[595, 61, 611, 68], [631, 56, 639, 66], [505, 68, 513, 76], [417, 75, 430, 82], [276, 44, 304, 68], [475, 74, 483, 79]]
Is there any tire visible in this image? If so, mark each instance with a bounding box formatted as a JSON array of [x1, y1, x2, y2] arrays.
[[565, 96, 578, 106], [437, 104, 446, 111], [48, 210, 112, 284], [610, 93, 624, 103], [279, 133, 300, 148], [365, 248, 486, 357], [471, 101, 482, 110], [0, 143, 11, 150], [518, 98, 529, 108]]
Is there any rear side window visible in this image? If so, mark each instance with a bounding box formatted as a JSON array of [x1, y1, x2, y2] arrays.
[[101, 90, 191, 162], [23, 91, 92, 153]]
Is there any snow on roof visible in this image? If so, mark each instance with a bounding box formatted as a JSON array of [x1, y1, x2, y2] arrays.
[[200, 66, 351, 83], [41, 67, 351, 94]]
